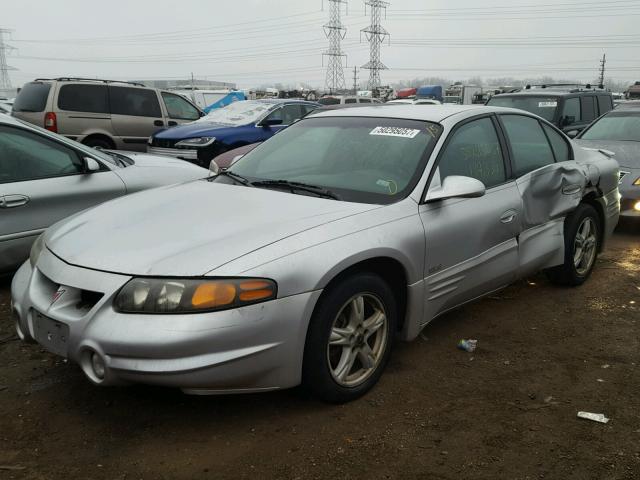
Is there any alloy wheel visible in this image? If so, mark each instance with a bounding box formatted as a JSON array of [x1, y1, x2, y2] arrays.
[[573, 217, 597, 276]]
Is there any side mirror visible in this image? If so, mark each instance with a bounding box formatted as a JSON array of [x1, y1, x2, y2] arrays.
[[84, 157, 101, 173], [566, 130, 579, 139], [258, 118, 283, 127], [426, 175, 486, 203], [209, 159, 220, 175]]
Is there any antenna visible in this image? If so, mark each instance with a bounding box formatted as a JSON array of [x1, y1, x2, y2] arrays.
[[323, 0, 348, 93], [598, 53, 606, 88], [360, 0, 390, 90], [0, 28, 16, 92]]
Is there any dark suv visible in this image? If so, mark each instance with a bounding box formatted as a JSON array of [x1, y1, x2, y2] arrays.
[[486, 84, 614, 137]]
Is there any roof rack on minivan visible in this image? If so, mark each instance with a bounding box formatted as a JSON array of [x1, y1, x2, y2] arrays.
[[524, 83, 606, 93], [33, 77, 146, 87]]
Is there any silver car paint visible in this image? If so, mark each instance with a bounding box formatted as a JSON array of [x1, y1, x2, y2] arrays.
[[12, 105, 620, 394], [0, 115, 208, 272], [575, 139, 640, 217]]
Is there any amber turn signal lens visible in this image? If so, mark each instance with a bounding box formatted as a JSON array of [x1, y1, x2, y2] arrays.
[[633, 177, 640, 186], [238, 280, 275, 302], [191, 283, 237, 309]]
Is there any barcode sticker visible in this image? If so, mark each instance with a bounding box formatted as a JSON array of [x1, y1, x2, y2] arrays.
[[370, 127, 421, 139]]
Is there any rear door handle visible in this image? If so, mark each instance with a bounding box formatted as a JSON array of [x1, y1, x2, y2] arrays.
[[0, 194, 30, 208], [500, 210, 517, 224], [154, 120, 164, 127]]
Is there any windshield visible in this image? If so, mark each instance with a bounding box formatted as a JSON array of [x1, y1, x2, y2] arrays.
[[227, 116, 443, 204], [580, 112, 640, 142], [195, 100, 273, 126], [487, 95, 558, 122]]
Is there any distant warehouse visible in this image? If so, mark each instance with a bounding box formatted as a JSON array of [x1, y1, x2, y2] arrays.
[[131, 78, 236, 90]]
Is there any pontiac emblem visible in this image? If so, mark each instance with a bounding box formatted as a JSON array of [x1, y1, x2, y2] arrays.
[[51, 288, 66, 306]]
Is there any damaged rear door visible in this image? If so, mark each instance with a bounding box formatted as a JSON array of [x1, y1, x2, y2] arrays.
[[498, 114, 586, 276]]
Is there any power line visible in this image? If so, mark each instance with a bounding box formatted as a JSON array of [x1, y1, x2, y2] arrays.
[[323, 0, 348, 93], [361, 0, 390, 90]]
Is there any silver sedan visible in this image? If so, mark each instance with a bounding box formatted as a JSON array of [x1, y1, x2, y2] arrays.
[[11, 105, 620, 403], [0, 114, 208, 273]]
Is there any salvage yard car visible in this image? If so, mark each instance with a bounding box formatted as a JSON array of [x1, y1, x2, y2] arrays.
[[0, 113, 208, 273], [147, 99, 320, 167], [12, 105, 620, 403], [11, 77, 203, 151], [575, 105, 640, 218]]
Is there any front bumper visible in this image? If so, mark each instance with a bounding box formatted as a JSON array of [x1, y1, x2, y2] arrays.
[[619, 168, 640, 218], [11, 250, 321, 394], [147, 146, 198, 161]]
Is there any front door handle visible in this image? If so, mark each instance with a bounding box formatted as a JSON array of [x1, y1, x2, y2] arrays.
[[500, 210, 517, 224], [154, 120, 164, 127], [0, 194, 30, 208]]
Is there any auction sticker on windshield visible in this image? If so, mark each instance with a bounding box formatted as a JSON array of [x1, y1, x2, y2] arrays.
[[539, 101, 558, 108], [370, 126, 421, 139]]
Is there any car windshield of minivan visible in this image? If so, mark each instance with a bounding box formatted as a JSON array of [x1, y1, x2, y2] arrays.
[[224, 116, 443, 204], [580, 112, 640, 142], [196, 101, 273, 126], [487, 96, 558, 122]]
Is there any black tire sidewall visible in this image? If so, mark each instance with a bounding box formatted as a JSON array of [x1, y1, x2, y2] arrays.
[[302, 272, 397, 403], [83, 138, 113, 150], [563, 203, 600, 285]]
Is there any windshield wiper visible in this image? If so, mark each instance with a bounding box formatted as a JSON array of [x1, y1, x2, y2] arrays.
[[211, 170, 253, 186], [105, 151, 132, 167], [252, 179, 341, 200]]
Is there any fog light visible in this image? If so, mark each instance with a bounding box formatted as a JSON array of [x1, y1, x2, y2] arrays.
[[634, 201, 640, 212], [91, 352, 105, 380]]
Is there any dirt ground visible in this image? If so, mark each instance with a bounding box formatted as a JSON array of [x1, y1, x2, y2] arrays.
[[0, 225, 638, 480]]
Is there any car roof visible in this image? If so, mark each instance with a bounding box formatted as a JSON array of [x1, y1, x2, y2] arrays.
[[492, 90, 608, 98], [309, 104, 513, 123], [254, 98, 318, 105]]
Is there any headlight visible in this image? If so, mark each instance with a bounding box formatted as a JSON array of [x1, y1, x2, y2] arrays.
[[29, 234, 45, 268], [114, 277, 277, 314], [175, 137, 216, 148]]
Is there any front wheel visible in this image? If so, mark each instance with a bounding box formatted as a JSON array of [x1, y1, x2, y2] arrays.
[[302, 273, 397, 403], [546, 203, 600, 286]]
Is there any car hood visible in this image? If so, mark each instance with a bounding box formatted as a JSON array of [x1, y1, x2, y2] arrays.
[[114, 151, 207, 170], [153, 122, 243, 140], [575, 140, 640, 169], [45, 181, 377, 276]]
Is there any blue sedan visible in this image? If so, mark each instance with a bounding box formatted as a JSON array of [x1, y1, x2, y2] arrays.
[[147, 99, 320, 167]]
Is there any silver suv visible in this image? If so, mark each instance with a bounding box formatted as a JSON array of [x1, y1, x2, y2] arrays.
[[11, 78, 203, 151]]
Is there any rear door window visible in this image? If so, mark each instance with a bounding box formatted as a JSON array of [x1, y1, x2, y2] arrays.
[[58, 84, 109, 114], [597, 95, 613, 116], [580, 96, 597, 123], [501, 115, 555, 177], [542, 124, 571, 163], [562, 98, 581, 126], [345, 98, 357, 104], [12, 82, 51, 113], [109, 87, 162, 117]]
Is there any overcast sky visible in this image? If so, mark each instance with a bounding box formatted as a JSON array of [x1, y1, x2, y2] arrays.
[[2, 0, 639, 89]]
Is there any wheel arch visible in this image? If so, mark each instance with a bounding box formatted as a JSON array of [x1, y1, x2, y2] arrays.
[[580, 191, 605, 252], [81, 132, 117, 149]]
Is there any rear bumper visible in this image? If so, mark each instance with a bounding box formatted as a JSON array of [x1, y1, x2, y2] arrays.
[[11, 250, 321, 394], [147, 146, 198, 161]]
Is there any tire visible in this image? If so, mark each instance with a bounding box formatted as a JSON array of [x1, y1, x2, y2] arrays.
[[545, 203, 600, 286], [83, 137, 114, 150], [302, 272, 397, 403]]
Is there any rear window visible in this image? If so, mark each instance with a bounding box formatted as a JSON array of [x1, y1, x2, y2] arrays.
[[597, 95, 613, 115], [58, 84, 109, 113], [110, 86, 161, 117], [12, 82, 51, 113], [319, 97, 341, 105], [487, 95, 558, 122]]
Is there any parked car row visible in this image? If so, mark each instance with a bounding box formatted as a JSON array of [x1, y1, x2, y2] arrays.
[[8, 102, 621, 403]]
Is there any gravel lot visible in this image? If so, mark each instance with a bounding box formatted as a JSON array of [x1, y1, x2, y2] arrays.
[[1, 224, 638, 480]]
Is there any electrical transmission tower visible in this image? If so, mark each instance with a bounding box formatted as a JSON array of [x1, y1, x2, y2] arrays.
[[352, 66, 359, 94], [360, 0, 390, 90], [0, 28, 16, 91], [598, 53, 606, 87], [323, 0, 348, 93]]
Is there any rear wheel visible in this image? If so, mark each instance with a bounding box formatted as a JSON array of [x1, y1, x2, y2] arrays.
[[83, 137, 114, 150], [302, 273, 396, 403], [546, 203, 600, 286]]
